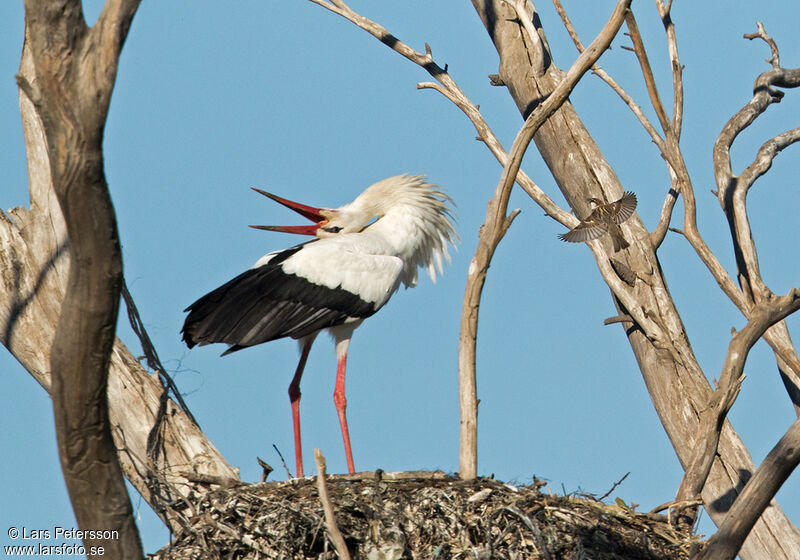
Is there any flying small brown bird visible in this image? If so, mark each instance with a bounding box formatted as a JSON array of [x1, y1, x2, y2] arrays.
[[558, 192, 637, 252]]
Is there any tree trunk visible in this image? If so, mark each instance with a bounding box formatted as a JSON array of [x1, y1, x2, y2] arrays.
[[21, 2, 141, 556], [2, 3, 240, 538], [469, 2, 800, 559]]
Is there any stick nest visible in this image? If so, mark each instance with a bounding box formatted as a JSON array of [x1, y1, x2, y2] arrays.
[[151, 471, 696, 559]]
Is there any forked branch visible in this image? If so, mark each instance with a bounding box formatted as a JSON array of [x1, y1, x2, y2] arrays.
[[655, 0, 684, 137], [677, 289, 800, 511], [309, 0, 570, 224], [624, 10, 672, 137], [551, 0, 666, 152], [710, 24, 800, 416], [714, 53, 800, 302]]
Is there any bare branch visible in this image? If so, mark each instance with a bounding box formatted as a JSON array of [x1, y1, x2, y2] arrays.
[[552, 0, 665, 151], [739, 127, 800, 191], [714, 30, 800, 212], [86, 1, 142, 114], [311, 1, 572, 227], [603, 315, 634, 326], [650, 186, 679, 248], [694, 417, 800, 560], [679, 182, 746, 312], [666, 90, 745, 313], [587, 244, 665, 342], [623, 11, 695, 256], [597, 471, 630, 501], [551, 0, 581, 48], [309, 0, 441, 69], [649, 498, 703, 515], [744, 21, 780, 68], [655, 0, 684, 136], [725, 126, 800, 304], [314, 449, 352, 560], [94, 0, 142, 56], [20, 0, 145, 556], [415, 81, 571, 226], [624, 10, 672, 137], [763, 322, 800, 414], [650, 0, 684, 248], [677, 289, 800, 509]]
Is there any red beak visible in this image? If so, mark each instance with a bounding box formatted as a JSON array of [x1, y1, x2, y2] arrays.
[[249, 187, 330, 236]]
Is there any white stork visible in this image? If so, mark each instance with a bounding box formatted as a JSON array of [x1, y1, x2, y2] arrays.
[[182, 175, 457, 477]]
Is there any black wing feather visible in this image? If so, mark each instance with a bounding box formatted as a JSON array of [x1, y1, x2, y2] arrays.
[[182, 245, 377, 354]]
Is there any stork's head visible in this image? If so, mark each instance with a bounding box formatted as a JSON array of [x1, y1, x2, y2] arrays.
[[250, 176, 458, 285], [249, 188, 369, 238]]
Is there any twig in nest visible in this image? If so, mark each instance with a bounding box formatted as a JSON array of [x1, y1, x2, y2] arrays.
[[314, 449, 352, 560], [501, 506, 553, 560], [648, 498, 703, 515], [597, 472, 630, 501], [257, 456, 274, 482], [212, 517, 272, 555], [273, 443, 293, 478]]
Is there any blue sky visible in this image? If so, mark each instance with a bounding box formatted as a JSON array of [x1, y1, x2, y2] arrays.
[[1, 1, 799, 555]]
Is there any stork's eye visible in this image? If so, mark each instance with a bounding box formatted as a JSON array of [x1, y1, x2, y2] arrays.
[[322, 226, 342, 233]]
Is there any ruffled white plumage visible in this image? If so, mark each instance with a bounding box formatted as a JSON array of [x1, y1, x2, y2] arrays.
[[333, 174, 458, 288]]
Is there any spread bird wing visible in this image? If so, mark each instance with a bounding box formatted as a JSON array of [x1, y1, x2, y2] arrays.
[[559, 191, 637, 243], [182, 241, 403, 354], [558, 220, 609, 243], [614, 192, 638, 224]]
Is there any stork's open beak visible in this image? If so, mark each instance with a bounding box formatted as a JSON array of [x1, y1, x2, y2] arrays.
[[249, 187, 331, 236]]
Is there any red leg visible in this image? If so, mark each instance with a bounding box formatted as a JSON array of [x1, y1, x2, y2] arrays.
[[333, 351, 356, 474], [289, 339, 313, 478]]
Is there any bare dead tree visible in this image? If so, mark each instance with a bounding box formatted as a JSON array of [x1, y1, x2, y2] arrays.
[[307, 1, 800, 559], [473, 4, 800, 559], [3, 0, 241, 551]]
